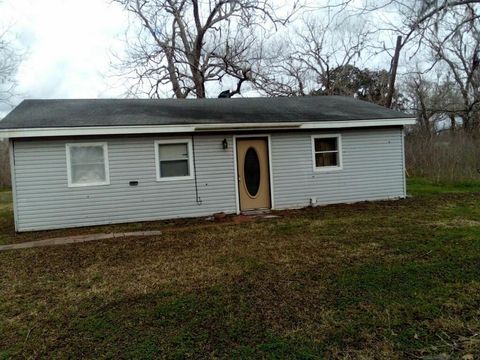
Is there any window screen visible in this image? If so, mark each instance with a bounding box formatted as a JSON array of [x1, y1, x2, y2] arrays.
[[68, 144, 109, 186], [158, 143, 190, 178], [314, 137, 340, 168]]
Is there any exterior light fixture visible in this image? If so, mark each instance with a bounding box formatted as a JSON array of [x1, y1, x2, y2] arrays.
[[222, 138, 228, 149]]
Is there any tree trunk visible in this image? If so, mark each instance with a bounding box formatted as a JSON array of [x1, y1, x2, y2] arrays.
[[385, 35, 402, 108], [450, 114, 456, 132]]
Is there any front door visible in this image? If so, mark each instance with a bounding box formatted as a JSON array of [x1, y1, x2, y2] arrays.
[[236, 137, 271, 211]]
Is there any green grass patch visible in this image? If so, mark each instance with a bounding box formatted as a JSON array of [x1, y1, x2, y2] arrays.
[[0, 190, 11, 207], [407, 177, 480, 196]]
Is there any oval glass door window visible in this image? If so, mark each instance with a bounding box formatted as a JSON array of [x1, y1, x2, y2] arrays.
[[244, 147, 261, 197]]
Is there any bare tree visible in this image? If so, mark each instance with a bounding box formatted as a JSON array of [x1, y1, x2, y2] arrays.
[[422, 5, 480, 132], [253, 12, 373, 97], [321, 0, 480, 42], [0, 14, 22, 189], [113, 0, 300, 98], [0, 28, 19, 104], [315, 1, 479, 109], [403, 70, 464, 135]]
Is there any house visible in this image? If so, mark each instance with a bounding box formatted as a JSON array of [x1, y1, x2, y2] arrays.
[[0, 96, 415, 232]]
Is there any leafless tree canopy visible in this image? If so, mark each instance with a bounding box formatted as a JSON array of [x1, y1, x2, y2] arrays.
[[389, 2, 480, 133], [0, 27, 19, 104], [0, 11, 20, 188], [252, 13, 374, 97], [113, 0, 478, 116], [113, 0, 301, 98], [404, 71, 462, 133], [425, 9, 480, 131]]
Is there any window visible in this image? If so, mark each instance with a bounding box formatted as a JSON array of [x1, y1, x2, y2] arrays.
[[66, 143, 110, 187], [154, 139, 194, 181], [312, 135, 342, 171]]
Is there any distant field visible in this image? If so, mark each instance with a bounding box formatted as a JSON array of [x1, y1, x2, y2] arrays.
[[0, 180, 480, 358]]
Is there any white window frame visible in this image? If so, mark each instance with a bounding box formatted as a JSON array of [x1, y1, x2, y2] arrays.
[[66, 142, 110, 187], [154, 139, 194, 182], [311, 134, 343, 172]]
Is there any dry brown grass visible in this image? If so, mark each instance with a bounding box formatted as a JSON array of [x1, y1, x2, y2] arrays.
[[406, 132, 480, 183]]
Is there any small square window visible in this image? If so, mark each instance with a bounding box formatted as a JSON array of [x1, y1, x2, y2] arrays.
[[155, 140, 193, 181], [66, 143, 110, 187], [312, 135, 342, 171]]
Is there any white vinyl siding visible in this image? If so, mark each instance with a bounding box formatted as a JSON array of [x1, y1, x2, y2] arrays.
[[13, 135, 236, 231], [272, 128, 405, 209], [11, 128, 406, 231]]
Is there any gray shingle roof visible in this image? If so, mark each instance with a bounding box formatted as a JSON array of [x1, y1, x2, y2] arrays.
[[0, 96, 410, 129]]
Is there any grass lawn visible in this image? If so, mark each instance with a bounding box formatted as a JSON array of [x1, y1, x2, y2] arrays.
[[1, 179, 480, 359]]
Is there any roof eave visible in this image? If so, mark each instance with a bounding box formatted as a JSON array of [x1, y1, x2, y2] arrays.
[[0, 118, 416, 139]]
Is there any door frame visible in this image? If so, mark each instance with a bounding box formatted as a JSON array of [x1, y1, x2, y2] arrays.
[[233, 134, 275, 214]]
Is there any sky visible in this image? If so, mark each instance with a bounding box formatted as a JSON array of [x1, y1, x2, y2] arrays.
[[0, 0, 129, 116], [0, 0, 401, 118], [1, 0, 290, 117]]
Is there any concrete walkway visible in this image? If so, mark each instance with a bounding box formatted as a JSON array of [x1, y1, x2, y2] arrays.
[[0, 231, 163, 251]]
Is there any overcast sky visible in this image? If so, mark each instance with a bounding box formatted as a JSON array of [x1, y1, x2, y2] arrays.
[[0, 0, 130, 116], [0, 0, 401, 117], [0, 0, 295, 117]]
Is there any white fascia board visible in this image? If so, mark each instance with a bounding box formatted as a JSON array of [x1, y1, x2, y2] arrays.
[[0, 125, 196, 138], [193, 122, 303, 130], [300, 118, 416, 129], [0, 118, 416, 138], [196, 118, 416, 132]]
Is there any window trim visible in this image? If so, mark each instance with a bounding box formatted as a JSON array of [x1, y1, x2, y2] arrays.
[[66, 142, 110, 187], [154, 139, 194, 182], [311, 134, 343, 172]]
